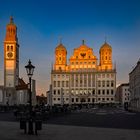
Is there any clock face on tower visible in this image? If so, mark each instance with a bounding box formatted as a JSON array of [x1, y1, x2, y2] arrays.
[[7, 52, 14, 59]]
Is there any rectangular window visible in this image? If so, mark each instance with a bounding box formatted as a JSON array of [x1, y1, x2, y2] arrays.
[[92, 74, 95, 87], [88, 98, 90, 102], [84, 74, 87, 87], [107, 74, 109, 78], [71, 75, 74, 87], [107, 81, 109, 87], [54, 90, 56, 95], [92, 89, 95, 95], [102, 90, 105, 95], [98, 90, 100, 95], [58, 81, 60, 87], [98, 81, 101, 87], [102, 81, 105, 87], [111, 90, 114, 95], [72, 98, 74, 102], [62, 81, 64, 87], [111, 81, 114, 87], [66, 81, 69, 87], [58, 90, 60, 95], [54, 81, 56, 87], [107, 90, 109, 95]]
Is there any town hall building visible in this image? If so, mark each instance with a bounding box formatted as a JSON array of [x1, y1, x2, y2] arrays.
[[50, 40, 116, 105]]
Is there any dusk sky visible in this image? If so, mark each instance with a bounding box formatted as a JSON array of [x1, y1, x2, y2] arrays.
[[0, 0, 140, 95]]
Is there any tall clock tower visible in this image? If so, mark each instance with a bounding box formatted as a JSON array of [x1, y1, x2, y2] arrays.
[[4, 17, 19, 105]]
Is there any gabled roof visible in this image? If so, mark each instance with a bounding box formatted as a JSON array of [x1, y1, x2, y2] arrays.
[[16, 78, 28, 90]]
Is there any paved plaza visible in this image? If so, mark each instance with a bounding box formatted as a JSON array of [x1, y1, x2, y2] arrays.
[[0, 107, 140, 140], [0, 121, 140, 140]]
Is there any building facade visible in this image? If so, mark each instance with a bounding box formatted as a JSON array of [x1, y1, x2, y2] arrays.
[[129, 60, 140, 112], [3, 16, 19, 105], [0, 17, 36, 105], [50, 41, 116, 105], [116, 83, 130, 106]]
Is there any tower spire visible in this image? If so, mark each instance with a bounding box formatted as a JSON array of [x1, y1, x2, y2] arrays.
[[59, 36, 62, 44], [105, 36, 107, 43], [82, 39, 85, 45], [10, 16, 14, 24]]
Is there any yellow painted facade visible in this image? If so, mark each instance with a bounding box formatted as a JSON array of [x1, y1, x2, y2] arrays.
[[54, 40, 113, 71]]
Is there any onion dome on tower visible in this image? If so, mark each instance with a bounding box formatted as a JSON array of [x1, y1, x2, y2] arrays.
[[99, 41, 112, 70]]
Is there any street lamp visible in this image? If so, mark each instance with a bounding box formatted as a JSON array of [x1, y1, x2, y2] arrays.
[[25, 59, 35, 134]]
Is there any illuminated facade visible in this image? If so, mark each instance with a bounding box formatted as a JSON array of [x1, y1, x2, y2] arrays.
[[51, 40, 116, 105], [0, 17, 36, 105], [3, 17, 19, 105]]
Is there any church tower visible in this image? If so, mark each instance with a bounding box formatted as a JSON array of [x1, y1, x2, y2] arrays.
[[4, 17, 19, 104], [99, 41, 112, 70], [54, 42, 67, 71]]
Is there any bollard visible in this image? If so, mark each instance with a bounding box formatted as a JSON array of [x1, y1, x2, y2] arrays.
[[20, 119, 27, 134], [35, 120, 42, 135]]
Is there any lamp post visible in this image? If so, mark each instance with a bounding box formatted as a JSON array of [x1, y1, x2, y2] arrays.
[[25, 59, 35, 134]]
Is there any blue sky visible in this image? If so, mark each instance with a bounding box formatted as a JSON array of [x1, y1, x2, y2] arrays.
[[0, 0, 140, 95]]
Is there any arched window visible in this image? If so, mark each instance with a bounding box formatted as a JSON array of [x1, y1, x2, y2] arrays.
[[11, 46, 13, 51], [7, 46, 9, 51]]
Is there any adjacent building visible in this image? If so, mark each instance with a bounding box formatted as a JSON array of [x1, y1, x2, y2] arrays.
[[129, 60, 140, 112], [50, 40, 116, 105], [116, 83, 130, 106]]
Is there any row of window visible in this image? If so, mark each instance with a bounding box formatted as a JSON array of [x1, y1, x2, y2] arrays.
[[98, 73, 114, 78], [125, 93, 130, 96], [53, 74, 69, 78], [53, 80, 114, 88], [71, 61, 96, 65], [98, 89, 114, 95], [125, 97, 130, 101], [101, 56, 111, 61], [98, 80, 114, 87], [7, 45, 14, 51], [124, 88, 129, 91], [53, 73, 114, 78], [54, 81, 69, 87], [53, 97, 114, 102], [53, 89, 114, 96]]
